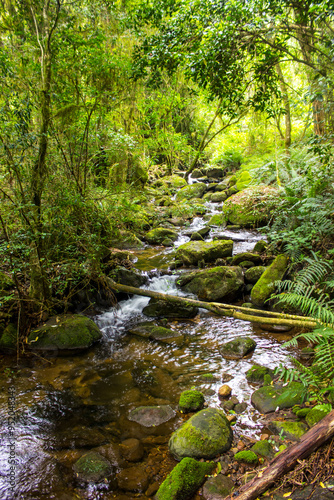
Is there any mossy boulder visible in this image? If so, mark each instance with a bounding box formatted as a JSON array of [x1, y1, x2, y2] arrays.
[[155, 457, 215, 500], [205, 166, 226, 179], [251, 254, 288, 306], [179, 390, 205, 413], [109, 266, 147, 288], [109, 230, 144, 249], [251, 440, 274, 458], [73, 452, 111, 482], [175, 240, 233, 266], [169, 408, 233, 460], [27, 314, 102, 353], [220, 337, 257, 359], [246, 365, 274, 383], [202, 474, 235, 500], [190, 232, 204, 241], [234, 450, 258, 464], [235, 171, 252, 191], [208, 213, 227, 226], [128, 321, 184, 345], [177, 266, 244, 302], [211, 191, 228, 202], [175, 183, 207, 201], [305, 404, 332, 427], [295, 408, 311, 418], [222, 186, 279, 227], [253, 240, 268, 253], [162, 175, 187, 193], [231, 252, 262, 266], [191, 169, 205, 178], [251, 382, 304, 414], [268, 420, 308, 441], [0, 323, 17, 351], [244, 266, 267, 284], [128, 405, 176, 427], [145, 227, 178, 245], [142, 298, 198, 318]]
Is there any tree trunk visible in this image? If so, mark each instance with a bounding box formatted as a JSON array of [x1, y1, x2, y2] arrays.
[[225, 410, 334, 500], [276, 63, 291, 153], [108, 280, 318, 329]]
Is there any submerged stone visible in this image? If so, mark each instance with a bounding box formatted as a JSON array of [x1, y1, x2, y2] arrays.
[[128, 405, 176, 427], [142, 298, 198, 318], [220, 337, 257, 359], [27, 314, 102, 353], [128, 321, 184, 345], [155, 457, 215, 500], [169, 407, 233, 460], [176, 240, 233, 266], [177, 266, 244, 302], [73, 452, 111, 482]]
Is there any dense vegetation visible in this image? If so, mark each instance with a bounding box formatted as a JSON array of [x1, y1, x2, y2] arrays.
[[1, 0, 334, 390]]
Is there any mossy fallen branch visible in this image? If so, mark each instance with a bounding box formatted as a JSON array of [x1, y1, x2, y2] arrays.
[[108, 280, 318, 329]]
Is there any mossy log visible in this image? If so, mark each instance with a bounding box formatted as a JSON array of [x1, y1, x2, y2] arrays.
[[108, 280, 317, 329], [225, 410, 334, 500]]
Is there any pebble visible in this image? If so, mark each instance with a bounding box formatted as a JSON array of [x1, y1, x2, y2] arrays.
[[218, 384, 232, 398]]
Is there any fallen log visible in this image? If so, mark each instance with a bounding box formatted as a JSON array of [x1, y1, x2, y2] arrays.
[[225, 410, 334, 500], [108, 280, 317, 329]]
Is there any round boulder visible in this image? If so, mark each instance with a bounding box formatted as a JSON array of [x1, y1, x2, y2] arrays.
[[220, 337, 257, 359]]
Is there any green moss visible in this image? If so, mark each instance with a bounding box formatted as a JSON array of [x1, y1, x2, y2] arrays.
[[175, 183, 207, 201], [208, 214, 227, 226], [305, 404, 332, 427], [295, 408, 311, 418], [244, 266, 266, 284], [0, 271, 14, 290], [179, 390, 205, 413], [73, 452, 111, 482], [145, 228, 178, 245], [250, 254, 288, 306], [246, 365, 273, 383], [251, 440, 274, 458], [234, 450, 258, 464], [220, 337, 257, 359], [155, 457, 214, 500], [175, 240, 233, 266], [269, 420, 308, 441]]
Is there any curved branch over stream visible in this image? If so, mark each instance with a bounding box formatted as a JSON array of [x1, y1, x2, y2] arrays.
[[108, 280, 318, 329]]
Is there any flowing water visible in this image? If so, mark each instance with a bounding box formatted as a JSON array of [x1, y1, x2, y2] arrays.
[[0, 193, 299, 499]]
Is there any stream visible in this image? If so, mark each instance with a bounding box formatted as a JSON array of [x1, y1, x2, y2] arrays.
[[0, 192, 299, 499]]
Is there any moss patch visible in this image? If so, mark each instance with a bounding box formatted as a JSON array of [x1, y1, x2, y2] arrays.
[[246, 365, 273, 383], [220, 337, 257, 359], [250, 254, 288, 306], [305, 404, 332, 427], [73, 452, 111, 482], [251, 440, 274, 458], [179, 390, 205, 413], [269, 420, 308, 441], [175, 240, 233, 266], [234, 450, 258, 464]]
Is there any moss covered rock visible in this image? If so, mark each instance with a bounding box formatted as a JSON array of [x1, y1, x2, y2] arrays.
[[175, 183, 207, 201], [268, 420, 308, 441], [145, 227, 178, 245], [208, 213, 227, 226], [179, 390, 205, 413], [253, 240, 268, 253], [142, 298, 198, 319], [232, 253, 262, 266], [211, 191, 228, 202], [250, 254, 288, 306], [246, 365, 274, 383], [295, 408, 311, 418], [234, 450, 258, 464], [205, 166, 226, 179], [73, 452, 111, 482], [162, 175, 187, 192], [169, 407, 233, 460], [220, 337, 257, 359], [175, 240, 233, 266], [109, 230, 144, 249], [155, 457, 215, 500], [251, 382, 304, 414], [0, 323, 17, 351], [235, 171, 252, 191], [222, 186, 279, 227], [27, 314, 102, 353], [244, 266, 267, 284], [177, 266, 244, 302], [305, 404, 332, 427], [109, 266, 147, 288], [250, 440, 274, 458], [128, 321, 184, 345]]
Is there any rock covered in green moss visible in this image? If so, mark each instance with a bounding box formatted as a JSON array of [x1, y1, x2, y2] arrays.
[[145, 227, 178, 245], [175, 240, 233, 266], [205, 166, 226, 179], [305, 404, 332, 427], [251, 382, 304, 413], [177, 266, 244, 302], [128, 321, 184, 345], [253, 240, 268, 253], [211, 191, 228, 202], [244, 266, 267, 284], [234, 450, 258, 464], [208, 213, 227, 226], [73, 451, 111, 482], [246, 365, 274, 383], [251, 440, 274, 458], [231, 253, 262, 266], [175, 183, 207, 201], [142, 298, 198, 319], [155, 457, 215, 500], [250, 254, 288, 306], [0, 323, 17, 351], [163, 174, 187, 192], [169, 407, 233, 460], [27, 314, 102, 353], [179, 390, 205, 413], [220, 337, 257, 359], [202, 474, 235, 499], [109, 266, 147, 288], [222, 186, 279, 227], [268, 420, 308, 441], [295, 408, 311, 418], [109, 230, 144, 249]]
